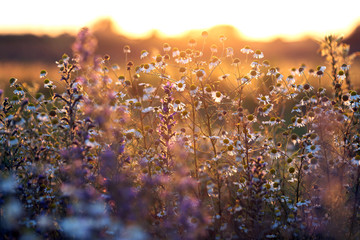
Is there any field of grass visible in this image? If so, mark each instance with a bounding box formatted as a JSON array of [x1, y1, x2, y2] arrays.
[[1, 29, 360, 239], [2, 58, 359, 95], [0, 62, 58, 90]]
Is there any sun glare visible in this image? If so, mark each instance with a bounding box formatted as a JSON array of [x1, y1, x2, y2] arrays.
[[1, 0, 360, 40]]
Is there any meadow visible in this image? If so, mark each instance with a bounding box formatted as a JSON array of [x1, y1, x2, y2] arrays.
[[1, 28, 360, 239]]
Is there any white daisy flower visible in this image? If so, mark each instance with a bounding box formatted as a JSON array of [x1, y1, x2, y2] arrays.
[[257, 94, 271, 105], [140, 50, 149, 59], [253, 50, 264, 59], [250, 60, 260, 68], [286, 75, 295, 84], [180, 109, 190, 119], [9, 77, 18, 87], [210, 44, 218, 53], [194, 69, 206, 81], [306, 145, 321, 154], [218, 74, 230, 81], [209, 57, 221, 70], [267, 67, 277, 76], [13, 87, 25, 95], [85, 138, 99, 148], [239, 76, 251, 85], [226, 47, 234, 57], [220, 137, 233, 146], [269, 148, 281, 159], [142, 107, 153, 113], [40, 70, 47, 78], [293, 117, 306, 128], [172, 47, 180, 57], [125, 98, 138, 105], [37, 113, 49, 122], [351, 155, 360, 166], [163, 43, 171, 52], [175, 79, 186, 92], [212, 91, 224, 103], [44, 79, 56, 89], [189, 85, 198, 97], [173, 99, 185, 112], [240, 46, 254, 54]]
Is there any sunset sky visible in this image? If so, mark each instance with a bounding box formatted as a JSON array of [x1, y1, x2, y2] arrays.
[[2, 0, 360, 41]]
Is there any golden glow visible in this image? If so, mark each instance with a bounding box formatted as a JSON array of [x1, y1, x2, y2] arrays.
[[1, 0, 360, 41]]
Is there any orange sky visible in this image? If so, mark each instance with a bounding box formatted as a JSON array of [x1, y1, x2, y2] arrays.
[[1, 0, 360, 41]]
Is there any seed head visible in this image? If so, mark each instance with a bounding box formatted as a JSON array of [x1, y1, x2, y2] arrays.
[[180, 51, 186, 58], [188, 39, 196, 47], [103, 54, 110, 61], [233, 58, 240, 65], [247, 114, 254, 121], [196, 70, 204, 78]]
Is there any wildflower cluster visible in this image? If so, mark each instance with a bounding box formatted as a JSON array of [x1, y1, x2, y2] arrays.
[[1, 29, 360, 239]]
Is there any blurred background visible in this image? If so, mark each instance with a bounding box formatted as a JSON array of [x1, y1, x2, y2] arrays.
[[1, 0, 360, 90]]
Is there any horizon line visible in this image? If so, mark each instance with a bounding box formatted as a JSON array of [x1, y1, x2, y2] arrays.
[[0, 20, 359, 43]]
